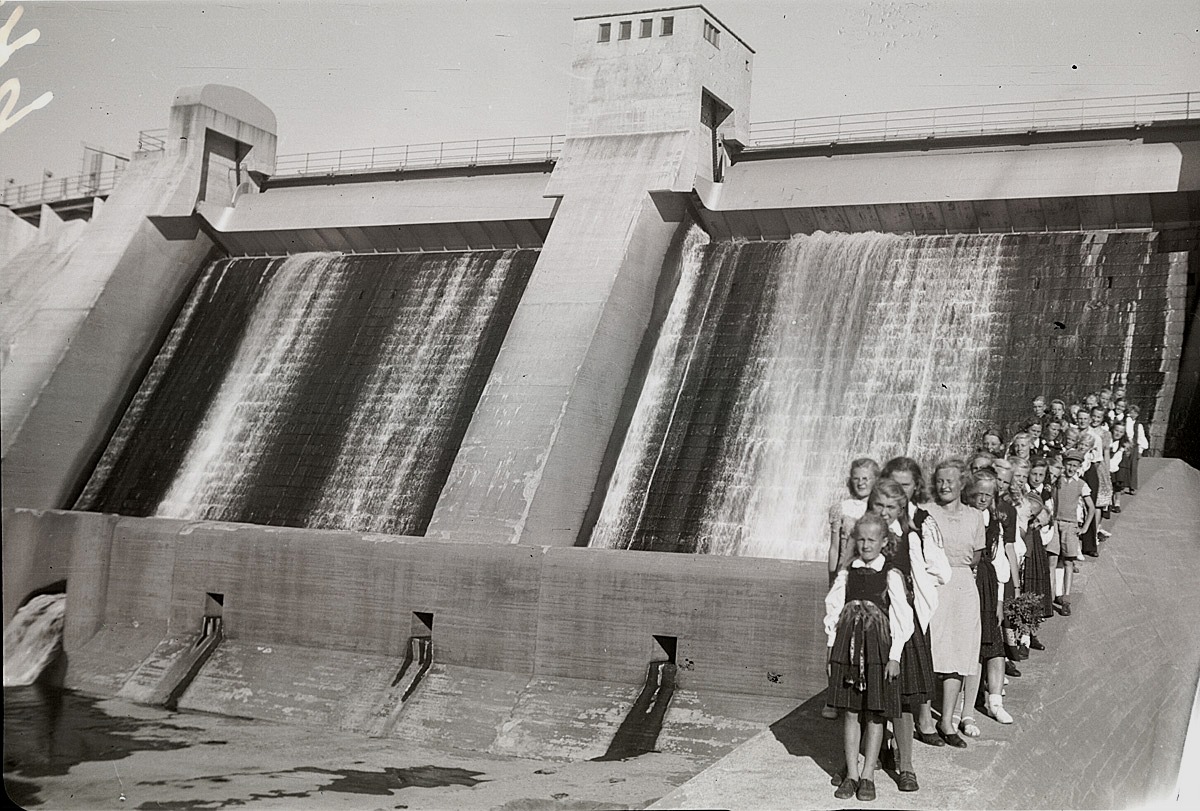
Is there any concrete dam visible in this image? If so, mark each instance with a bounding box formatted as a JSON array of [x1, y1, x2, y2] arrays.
[[3, 5, 1199, 807]]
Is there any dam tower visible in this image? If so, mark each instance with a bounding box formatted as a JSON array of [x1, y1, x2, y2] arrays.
[[426, 5, 754, 546]]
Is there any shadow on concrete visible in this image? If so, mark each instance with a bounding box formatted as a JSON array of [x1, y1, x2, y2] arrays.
[[768, 690, 846, 782]]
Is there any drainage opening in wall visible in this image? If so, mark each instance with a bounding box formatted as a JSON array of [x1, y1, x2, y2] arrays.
[[412, 611, 434, 637], [652, 634, 677, 664], [201, 592, 224, 641]]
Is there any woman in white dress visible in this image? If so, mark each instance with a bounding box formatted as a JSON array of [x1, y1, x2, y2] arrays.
[[923, 458, 986, 748]]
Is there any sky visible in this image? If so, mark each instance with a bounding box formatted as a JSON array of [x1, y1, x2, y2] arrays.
[[2, 0, 1199, 186]]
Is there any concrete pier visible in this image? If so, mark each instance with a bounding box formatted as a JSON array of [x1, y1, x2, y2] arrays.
[[1, 85, 276, 512], [426, 7, 753, 546]]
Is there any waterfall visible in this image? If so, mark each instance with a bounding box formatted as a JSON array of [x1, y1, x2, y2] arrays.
[[590, 225, 712, 550], [156, 254, 347, 521], [309, 253, 518, 534], [4, 594, 66, 687], [78, 249, 536, 533], [589, 231, 1008, 560]]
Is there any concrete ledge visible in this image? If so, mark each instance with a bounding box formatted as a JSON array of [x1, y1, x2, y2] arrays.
[[3, 508, 828, 700]]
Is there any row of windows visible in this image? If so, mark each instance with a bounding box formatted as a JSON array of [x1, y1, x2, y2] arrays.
[[598, 15, 673, 43]]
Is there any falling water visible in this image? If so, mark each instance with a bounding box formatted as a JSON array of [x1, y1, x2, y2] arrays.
[[156, 254, 347, 521], [309, 253, 518, 534], [4, 594, 66, 687], [590, 225, 712, 550], [590, 231, 1007, 560], [79, 250, 536, 533]]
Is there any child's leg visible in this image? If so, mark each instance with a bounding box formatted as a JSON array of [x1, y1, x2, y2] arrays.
[[895, 711, 915, 772], [860, 715, 885, 780], [917, 700, 938, 735], [960, 670, 981, 718], [958, 669, 982, 736], [986, 656, 1006, 697], [843, 709, 863, 778], [984, 655, 1013, 723], [938, 676, 961, 734], [1063, 563, 1073, 598]]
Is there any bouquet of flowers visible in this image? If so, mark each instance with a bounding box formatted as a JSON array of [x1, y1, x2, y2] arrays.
[[1003, 592, 1046, 637]]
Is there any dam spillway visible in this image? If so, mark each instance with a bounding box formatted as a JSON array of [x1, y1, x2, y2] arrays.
[[3, 8, 1198, 806], [75, 249, 537, 534], [590, 229, 1173, 559]]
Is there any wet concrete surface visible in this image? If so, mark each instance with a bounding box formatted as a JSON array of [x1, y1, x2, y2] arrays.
[[3, 686, 699, 810]]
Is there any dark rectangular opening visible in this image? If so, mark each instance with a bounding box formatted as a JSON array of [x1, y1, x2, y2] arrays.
[[639, 18, 652, 38], [618, 20, 631, 40], [652, 634, 677, 664], [205, 592, 224, 617], [661, 16, 673, 36], [412, 611, 434, 635], [598, 22, 611, 42]]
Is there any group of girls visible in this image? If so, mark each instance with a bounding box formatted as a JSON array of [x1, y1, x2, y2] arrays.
[[820, 417, 1143, 802]]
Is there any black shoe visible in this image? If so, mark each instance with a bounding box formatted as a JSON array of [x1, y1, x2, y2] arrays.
[[834, 777, 858, 800], [1060, 600, 1072, 616], [1102, 507, 1111, 520], [1005, 660, 1022, 677], [897, 771, 919, 792], [914, 729, 945, 747], [1084, 551, 1100, 557], [831, 770, 844, 787], [1111, 505, 1122, 514], [938, 727, 968, 748], [856, 779, 877, 801], [1018, 643, 1030, 659], [1029, 636, 1045, 651]]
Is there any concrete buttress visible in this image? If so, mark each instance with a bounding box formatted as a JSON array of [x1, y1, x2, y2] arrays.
[[426, 6, 753, 545]]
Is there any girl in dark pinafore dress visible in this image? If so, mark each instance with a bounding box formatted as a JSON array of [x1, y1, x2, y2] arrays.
[[869, 479, 938, 793], [825, 513, 914, 802]]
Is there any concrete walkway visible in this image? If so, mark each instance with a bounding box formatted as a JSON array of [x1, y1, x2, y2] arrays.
[[652, 458, 1200, 810], [5, 461, 1197, 810]]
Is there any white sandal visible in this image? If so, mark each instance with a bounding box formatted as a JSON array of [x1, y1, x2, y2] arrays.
[[959, 716, 982, 737]]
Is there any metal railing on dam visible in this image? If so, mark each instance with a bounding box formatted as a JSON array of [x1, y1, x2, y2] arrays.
[[1, 167, 127, 208], [747, 91, 1199, 149], [4, 92, 1197, 208], [271, 134, 567, 178]]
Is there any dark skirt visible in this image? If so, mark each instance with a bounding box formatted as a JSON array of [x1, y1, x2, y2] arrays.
[[1129, 445, 1141, 491], [976, 558, 1004, 661], [1081, 465, 1100, 555], [1113, 456, 1132, 492], [1021, 532, 1055, 619], [828, 601, 902, 719], [899, 618, 936, 711]]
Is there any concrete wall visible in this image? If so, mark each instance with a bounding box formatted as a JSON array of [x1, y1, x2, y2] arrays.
[[427, 7, 755, 548], [1, 207, 89, 451], [196, 168, 558, 254], [2, 85, 278, 512], [720, 130, 1200, 210], [2, 508, 828, 700], [570, 6, 753, 148]]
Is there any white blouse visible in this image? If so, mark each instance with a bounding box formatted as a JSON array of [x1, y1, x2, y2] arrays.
[[824, 555, 914, 662]]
